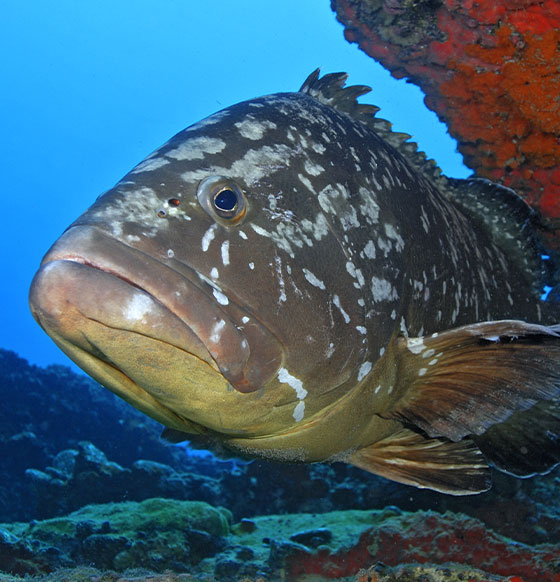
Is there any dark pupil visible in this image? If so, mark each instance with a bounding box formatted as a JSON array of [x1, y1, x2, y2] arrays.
[[214, 189, 238, 212]]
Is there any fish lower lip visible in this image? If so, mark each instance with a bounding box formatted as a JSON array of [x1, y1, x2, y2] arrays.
[[29, 258, 225, 431], [29, 225, 284, 395]]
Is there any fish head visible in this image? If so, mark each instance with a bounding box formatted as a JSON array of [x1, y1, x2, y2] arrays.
[[29, 91, 370, 437]]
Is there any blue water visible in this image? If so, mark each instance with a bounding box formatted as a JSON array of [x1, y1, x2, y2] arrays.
[[1, 0, 468, 372]]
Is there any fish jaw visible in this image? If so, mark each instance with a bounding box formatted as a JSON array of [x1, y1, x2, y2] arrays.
[[28, 225, 284, 433]]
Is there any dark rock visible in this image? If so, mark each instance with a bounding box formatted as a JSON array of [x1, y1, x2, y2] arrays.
[[289, 527, 333, 548], [267, 539, 311, 570], [50, 448, 79, 477], [214, 558, 243, 578], [78, 533, 130, 569], [235, 546, 255, 560], [238, 518, 257, 533]]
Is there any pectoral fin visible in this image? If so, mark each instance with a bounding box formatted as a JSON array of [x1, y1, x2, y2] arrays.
[[383, 320, 560, 442], [349, 428, 490, 495]]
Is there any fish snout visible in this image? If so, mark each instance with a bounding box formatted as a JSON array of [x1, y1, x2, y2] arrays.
[[29, 225, 285, 428]]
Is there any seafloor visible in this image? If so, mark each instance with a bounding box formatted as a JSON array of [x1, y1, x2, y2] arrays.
[[1, 349, 559, 581]]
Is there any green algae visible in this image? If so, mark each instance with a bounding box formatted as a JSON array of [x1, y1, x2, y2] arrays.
[[0, 498, 231, 574], [230, 506, 403, 561], [3, 498, 231, 541]]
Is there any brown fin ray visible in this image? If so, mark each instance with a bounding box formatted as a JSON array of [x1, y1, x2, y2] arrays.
[[473, 399, 560, 477], [349, 428, 490, 495], [383, 320, 560, 442]]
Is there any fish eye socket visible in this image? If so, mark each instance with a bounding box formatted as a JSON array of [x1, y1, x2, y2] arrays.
[[197, 176, 247, 225]]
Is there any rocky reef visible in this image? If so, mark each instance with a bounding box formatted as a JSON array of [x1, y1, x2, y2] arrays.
[[2, 500, 560, 581], [1, 348, 560, 580], [331, 0, 560, 246]]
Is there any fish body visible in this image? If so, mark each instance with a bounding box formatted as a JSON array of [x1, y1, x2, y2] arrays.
[[29, 71, 560, 494]]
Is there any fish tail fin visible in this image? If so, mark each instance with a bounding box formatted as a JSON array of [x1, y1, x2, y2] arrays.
[[349, 428, 490, 495]]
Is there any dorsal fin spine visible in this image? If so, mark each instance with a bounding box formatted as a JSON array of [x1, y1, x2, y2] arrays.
[[299, 69, 447, 192], [299, 69, 550, 295]]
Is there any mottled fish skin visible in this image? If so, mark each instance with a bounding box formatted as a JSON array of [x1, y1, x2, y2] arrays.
[[29, 71, 560, 494]]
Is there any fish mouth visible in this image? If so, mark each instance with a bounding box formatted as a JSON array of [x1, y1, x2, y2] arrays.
[[28, 225, 284, 432]]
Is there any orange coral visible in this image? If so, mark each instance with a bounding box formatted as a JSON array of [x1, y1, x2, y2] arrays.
[[332, 0, 560, 240]]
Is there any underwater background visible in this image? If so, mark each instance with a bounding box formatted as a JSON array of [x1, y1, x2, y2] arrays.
[[1, 1, 559, 581]]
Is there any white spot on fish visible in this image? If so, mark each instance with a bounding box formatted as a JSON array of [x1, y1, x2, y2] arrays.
[[298, 173, 315, 193], [131, 157, 170, 174], [293, 401, 305, 422], [302, 268, 326, 290], [363, 240, 376, 260], [278, 367, 308, 422], [248, 262, 255, 270], [241, 316, 250, 324], [166, 136, 226, 161], [278, 367, 307, 399], [239, 230, 248, 240], [91, 187, 163, 238], [124, 293, 153, 322], [300, 213, 329, 242], [235, 119, 277, 140], [400, 318, 408, 337], [359, 190, 380, 225], [210, 267, 219, 280], [356, 326, 367, 335], [358, 361, 372, 381], [210, 319, 226, 343], [371, 277, 398, 303], [181, 144, 296, 185], [274, 256, 287, 303], [418, 368, 427, 377], [346, 261, 365, 287], [202, 224, 217, 252], [167, 249, 174, 258], [221, 240, 230, 267], [304, 159, 324, 176], [333, 294, 350, 323], [407, 337, 425, 355], [212, 288, 229, 305]]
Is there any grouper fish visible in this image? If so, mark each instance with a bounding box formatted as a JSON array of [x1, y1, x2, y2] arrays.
[[29, 71, 560, 494]]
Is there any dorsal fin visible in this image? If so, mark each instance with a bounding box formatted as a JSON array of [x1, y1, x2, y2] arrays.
[[300, 70, 549, 296], [443, 177, 545, 294], [299, 69, 446, 186]]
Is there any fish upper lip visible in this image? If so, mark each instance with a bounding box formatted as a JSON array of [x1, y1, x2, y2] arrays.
[[36, 225, 284, 393]]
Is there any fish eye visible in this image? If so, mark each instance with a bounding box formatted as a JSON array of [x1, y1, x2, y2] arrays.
[[197, 176, 247, 225], [214, 188, 238, 215]]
